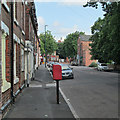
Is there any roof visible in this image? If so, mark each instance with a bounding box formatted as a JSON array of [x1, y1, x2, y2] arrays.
[[79, 35, 91, 41]]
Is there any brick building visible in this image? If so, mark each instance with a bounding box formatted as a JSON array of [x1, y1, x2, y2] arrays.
[[0, 1, 26, 116], [25, 2, 39, 85], [0, 1, 39, 117], [77, 35, 96, 66]]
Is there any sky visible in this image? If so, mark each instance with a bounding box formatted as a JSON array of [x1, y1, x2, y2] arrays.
[[35, 2, 105, 41]]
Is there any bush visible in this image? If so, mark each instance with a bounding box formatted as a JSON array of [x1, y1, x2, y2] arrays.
[[89, 62, 97, 67]]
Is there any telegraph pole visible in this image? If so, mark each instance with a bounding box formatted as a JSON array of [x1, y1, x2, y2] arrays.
[[45, 25, 48, 68]]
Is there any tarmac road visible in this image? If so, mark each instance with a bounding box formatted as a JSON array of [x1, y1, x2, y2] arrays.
[[60, 66, 119, 118]]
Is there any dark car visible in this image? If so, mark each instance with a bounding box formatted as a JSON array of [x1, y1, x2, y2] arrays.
[[71, 61, 78, 66]]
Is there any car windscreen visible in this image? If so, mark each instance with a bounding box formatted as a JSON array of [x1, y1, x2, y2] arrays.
[[101, 64, 107, 66], [62, 66, 71, 70]]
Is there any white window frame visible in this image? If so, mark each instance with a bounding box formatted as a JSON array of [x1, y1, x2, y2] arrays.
[[13, 1, 19, 26], [2, 0, 10, 13], [21, 48, 24, 71], [1, 33, 10, 92], [14, 42, 19, 84]]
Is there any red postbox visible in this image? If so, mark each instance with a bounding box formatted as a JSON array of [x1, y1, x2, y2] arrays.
[[53, 64, 62, 80]]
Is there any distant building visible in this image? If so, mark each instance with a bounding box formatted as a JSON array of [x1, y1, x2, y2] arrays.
[[77, 35, 96, 66], [57, 37, 64, 43]]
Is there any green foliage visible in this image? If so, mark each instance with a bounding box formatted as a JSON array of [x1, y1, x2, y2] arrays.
[[56, 42, 66, 59], [89, 62, 97, 67], [39, 31, 57, 56], [85, 2, 120, 64], [40, 40, 45, 56], [63, 31, 85, 58]]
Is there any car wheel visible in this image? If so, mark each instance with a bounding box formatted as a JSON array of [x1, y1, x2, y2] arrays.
[[71, 76, 74, 79]]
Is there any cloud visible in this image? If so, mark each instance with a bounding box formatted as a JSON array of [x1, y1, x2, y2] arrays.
[[52, 24, 81, 41], [53, 21, 61, 27], [59, 0, 88, 6], [34, 0, 88, 4], [37, 16, 45, 35], [59, 25, 79, 34]]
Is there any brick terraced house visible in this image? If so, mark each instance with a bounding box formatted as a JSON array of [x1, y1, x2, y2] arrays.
[[0, 1, 40, 118], [25, 2, 39, 85], [77, 35, 96, 66]]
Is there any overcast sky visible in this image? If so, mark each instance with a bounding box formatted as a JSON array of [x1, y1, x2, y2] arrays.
[[35, 2, 104, 41]]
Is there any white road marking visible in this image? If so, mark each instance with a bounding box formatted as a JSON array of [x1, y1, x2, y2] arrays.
[[59, 88, 79, 119], [46, 83, 56, 87], [29, 85, 42, 87]]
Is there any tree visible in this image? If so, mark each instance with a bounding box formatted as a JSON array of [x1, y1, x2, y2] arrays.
[[56, 42, 66, 59], [63, 31, 85, 58], [39, 31, 57, 56], [84, 2, 120, 64]]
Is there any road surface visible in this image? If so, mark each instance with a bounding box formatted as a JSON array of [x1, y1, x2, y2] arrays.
[[60, 66, 119, 118]]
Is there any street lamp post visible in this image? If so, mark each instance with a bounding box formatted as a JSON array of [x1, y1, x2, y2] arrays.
[[45, 25, 48, 68]]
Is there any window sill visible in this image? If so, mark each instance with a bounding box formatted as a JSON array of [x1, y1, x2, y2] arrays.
[[14, 77, 19, 84], [3, 3, 10, 13], [14, 18, 19, 26]]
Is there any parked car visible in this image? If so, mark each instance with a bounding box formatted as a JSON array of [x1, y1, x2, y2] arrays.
[[71, 61, 78, 66], [49, 62, 55, 72], [50, 62, 60, 74], [61, 64, 74, 79], [47, 61, 51, 68], [97, 63, 109, 71]]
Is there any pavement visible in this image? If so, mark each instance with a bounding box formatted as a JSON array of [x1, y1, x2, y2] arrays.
[[3, 65, 75, 119]]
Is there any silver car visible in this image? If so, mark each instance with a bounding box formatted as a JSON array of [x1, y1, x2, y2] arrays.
[[97, 63, 108, 71], [61, 64, 74, 79]]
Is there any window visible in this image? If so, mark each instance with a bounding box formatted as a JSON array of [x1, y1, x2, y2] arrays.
[[1, 33, 10, 92], [14, 1, 19, 25], [21, 48, 24, 71], [14, 43, 16, 79]]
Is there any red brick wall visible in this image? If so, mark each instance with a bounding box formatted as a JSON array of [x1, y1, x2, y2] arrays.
[[1, 2, 25, 115], [25, 5, 30, 40], [1, 2, 12, 110], [6, 35, 11, 82], [2, 89, 11, 106], [78, 40, 96, 66]]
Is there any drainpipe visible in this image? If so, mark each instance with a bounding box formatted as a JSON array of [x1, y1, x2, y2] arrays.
[[10, 2, 14, 103]]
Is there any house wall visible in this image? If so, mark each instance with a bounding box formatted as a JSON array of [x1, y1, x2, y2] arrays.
[[1, 2, 26, 116], [0, 1, 39, 117], [1, 2, 11, 107], [77, 38, 96, 66], [25, 2, 39, 83]]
